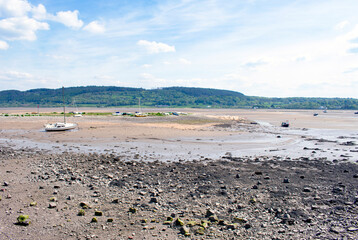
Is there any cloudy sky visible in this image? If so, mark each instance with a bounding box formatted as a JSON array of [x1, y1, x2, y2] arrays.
[[0, 0, 358, 97]]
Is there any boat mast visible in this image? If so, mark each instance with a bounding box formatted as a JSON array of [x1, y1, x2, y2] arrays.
[[62, 86, 66, 124]]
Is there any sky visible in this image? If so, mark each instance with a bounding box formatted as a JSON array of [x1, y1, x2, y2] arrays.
[[0, 0, 358, 98]]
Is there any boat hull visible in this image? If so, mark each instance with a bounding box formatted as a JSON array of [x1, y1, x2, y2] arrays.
[[45, 123, 77, 131]]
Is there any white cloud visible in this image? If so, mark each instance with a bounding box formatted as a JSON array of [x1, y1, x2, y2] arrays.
[[0, 0, 31, 18], [335, 21, 349, 30], [0, 16, 49, 41], [179, 58, 191, 64], [52, 10, 83, 29], [142, 64, 152, 68], [83, 21, 105, 34], [0, 40, 9, 50], [137, 40, 175, 54], [0, 70, 33, 81], [31, 4, 47, 20]]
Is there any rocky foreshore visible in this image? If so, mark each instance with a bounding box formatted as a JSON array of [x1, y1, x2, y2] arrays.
[[1, 146, 358, 240]]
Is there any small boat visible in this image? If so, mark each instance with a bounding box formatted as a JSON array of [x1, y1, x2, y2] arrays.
[[45, 87, 77, 131], [281, 121, 289, 127], [355, 112, 358, 114], [313, 113, 318, 116], [44, 122, 77, 131]]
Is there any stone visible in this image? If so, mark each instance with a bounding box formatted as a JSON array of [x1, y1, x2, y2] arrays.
[[129, 207, 137, 213], [80, 202, 91, 209], [94, 211, 103, 216], [17, 215, 30, 226], [208, 214, 219, 222], [196, 227, 205, 235], [180, 225, 190, 236], [283, 178, 290, 183], [175, 218, 185, 226], [330, 226, 346, 234], [48, 202, 57, 208], [77, 209, 85, 216]]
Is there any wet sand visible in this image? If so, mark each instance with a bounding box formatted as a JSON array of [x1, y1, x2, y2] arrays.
[[0, 108, 357, 162]]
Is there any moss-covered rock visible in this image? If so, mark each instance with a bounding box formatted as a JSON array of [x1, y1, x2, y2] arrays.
[[79, 202, 91, 209], [77, 209, 85, 216], [201, 220, 210, 228], [107, 218, 114, 222], [30, 201, 37, 207], [180, 225, 191, 236], [187, 220, 199, 227], [91, 217, 98, 223], [195, 226, 205, 235], [17, 215, 30, 226], [233, 217, 247, 223], [249, 197, 257, 204], [175, 218, 185, 226], [49, 197, 57, 202]]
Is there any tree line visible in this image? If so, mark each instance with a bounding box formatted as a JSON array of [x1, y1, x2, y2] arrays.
[[0, 86, 357, 109]]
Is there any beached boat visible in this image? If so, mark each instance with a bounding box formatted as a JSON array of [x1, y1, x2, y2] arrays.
[[313, 113, 318, 116], [45, 87, 77, 131], [281, 121, 289, 127], [44, 122, 77, 131]]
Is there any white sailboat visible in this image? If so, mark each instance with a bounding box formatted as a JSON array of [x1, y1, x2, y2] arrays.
[[45, 87, 77, 131]]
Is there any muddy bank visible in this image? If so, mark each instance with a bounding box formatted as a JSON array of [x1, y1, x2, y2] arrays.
[[1, 146, 358, 239]]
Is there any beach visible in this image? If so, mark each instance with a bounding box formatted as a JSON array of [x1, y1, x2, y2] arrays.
[[0, 108, 357, 239]]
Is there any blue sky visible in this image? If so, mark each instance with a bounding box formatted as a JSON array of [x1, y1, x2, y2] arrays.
[[1, 0, 358, 97]]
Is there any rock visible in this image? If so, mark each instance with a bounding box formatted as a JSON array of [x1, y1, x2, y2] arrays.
[[30, 201, 37, 207], [16, 215, 30, 226], [78, 209, 85, 216], [48, 202, 57, 208], [187, 220, 198, 227], [201, 220, 210, 228], [205, 209, 215, 218], [233, 217, 247, 223], [91, 217, 98, 223], [330, 226, 346, 234], [129, 207, 137, 213], [227, 223, 238, 230], [49, 197, 57, 202], [112, 198, 119, 203], [107, 218, 114, 222], [149, 197, 158, 203], [175, 218, 185, 226], [180, 225, 190, 236], [283, 178, 290, 183], [3, 181, 9, 186], [347, 227, 358, 231], [94, 211, 103, 216], [208, 214, 219, 222], [195, 227, 205, 235], [80, 202, 91, 209]]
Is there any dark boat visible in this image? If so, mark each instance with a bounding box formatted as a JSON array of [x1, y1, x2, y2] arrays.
[[281, 121, 289, 127], [313, 113, 318, 116]]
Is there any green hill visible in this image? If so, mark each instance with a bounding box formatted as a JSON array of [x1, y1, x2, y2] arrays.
[[0, 86, 357, 109]]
